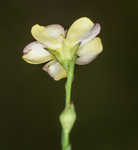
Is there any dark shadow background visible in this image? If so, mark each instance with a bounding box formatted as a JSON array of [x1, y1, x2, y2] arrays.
[[1, 0, 138, 149]]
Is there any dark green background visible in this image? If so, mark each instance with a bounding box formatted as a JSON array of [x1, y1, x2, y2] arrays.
[[1, 0, 138, 149]]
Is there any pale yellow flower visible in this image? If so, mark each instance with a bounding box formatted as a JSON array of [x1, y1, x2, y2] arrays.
[[22, 17, 103, 80]]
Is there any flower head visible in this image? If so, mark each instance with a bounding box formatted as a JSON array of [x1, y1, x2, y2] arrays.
[[22, 17, 103, 80]]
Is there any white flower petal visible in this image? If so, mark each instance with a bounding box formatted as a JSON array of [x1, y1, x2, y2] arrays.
[[76, 37, 103, 65], [45, 24, 65, 39], [66, 17, 94, 46], [22, 41, 54, 64], [43, 61, 67, 81], [77, 37, 103, 56], [79, 23, 101, 47], [76, 53, 97, 65], [31, 24, 65, 50]]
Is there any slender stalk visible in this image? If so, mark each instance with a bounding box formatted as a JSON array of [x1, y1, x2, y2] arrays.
[[62, 130, 70, 150], [61, 60, 75, 150], [65, 60, 75, 106], [60, 44, 79, 150]]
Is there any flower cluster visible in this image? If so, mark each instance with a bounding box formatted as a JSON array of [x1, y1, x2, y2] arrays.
[[23, 17, 103, 80]]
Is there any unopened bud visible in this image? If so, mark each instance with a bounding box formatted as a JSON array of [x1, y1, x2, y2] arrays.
[[60, 103, 76, 134]]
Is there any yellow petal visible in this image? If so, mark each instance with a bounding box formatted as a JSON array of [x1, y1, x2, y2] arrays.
[[80, 23, 101, 46], [76, 37, 103, 65], [22, 41, 54, 64], [77, 37, 103, 56], [76, 53, 97, 65], [42, 61, 67, 81], [31, 24, 65, 50], [66, 17, 94, 46]]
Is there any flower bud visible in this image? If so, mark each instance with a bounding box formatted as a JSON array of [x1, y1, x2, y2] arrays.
[[60, 103, 76, 134]]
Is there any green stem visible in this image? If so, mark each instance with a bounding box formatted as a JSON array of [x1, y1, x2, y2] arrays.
[[62, 60, 75, 150], [62, 130, 70, 150], [60, 44, 79, 150], [65, 60, 75, 106]]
